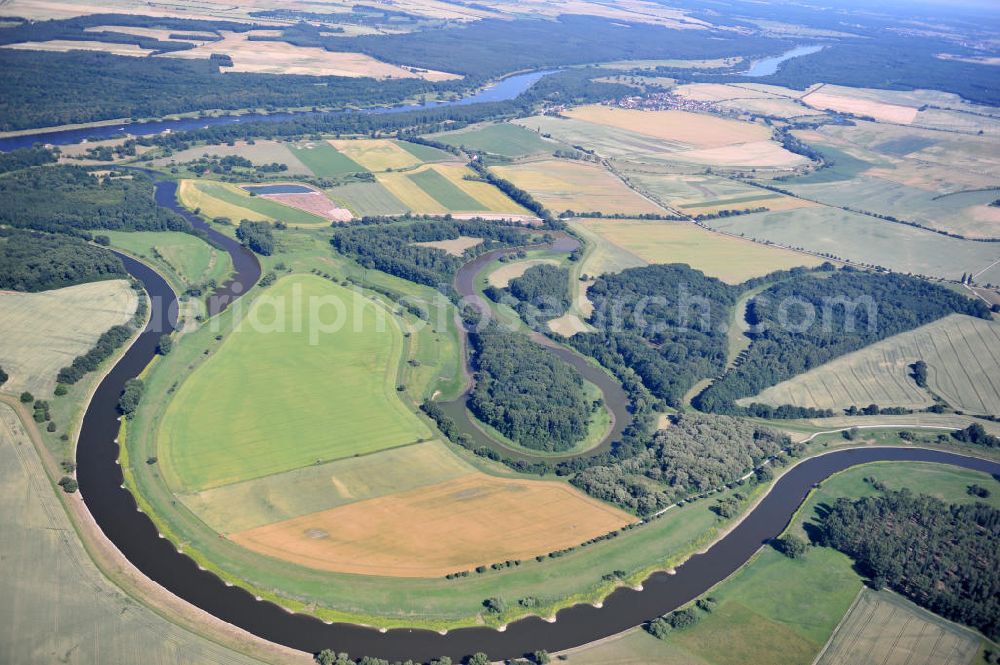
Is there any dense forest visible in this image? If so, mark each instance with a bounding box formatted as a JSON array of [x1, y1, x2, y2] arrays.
[[502, 264, 571, 325], [331, 219, 535, 289], [324, 15, 774, 78], [0, 228, 126, 292], [569, 264, 740, 408], [0, 146, 56, 174], [695, 270, 991, 414], [0, 166, 189, 235], [571, 414, 786, 514], [0, 49, 452, 131], [468, 324, 594, 452], [818, 490, 1000, 640]]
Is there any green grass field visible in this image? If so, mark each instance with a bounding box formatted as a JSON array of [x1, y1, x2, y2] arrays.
[[327, 181, 408, 217], [0, 404, 265, 665], [288, 141, 366, 177], [428, 123, 557, 157], [102, 230, 233, 292], [158, 274, 431, 491], [408, 167, 484, 210]]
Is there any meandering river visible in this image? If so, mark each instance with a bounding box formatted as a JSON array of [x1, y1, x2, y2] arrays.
[[74, 176, 1000, 661]]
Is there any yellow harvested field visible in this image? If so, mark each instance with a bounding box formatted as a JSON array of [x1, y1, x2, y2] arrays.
[[802, 90, 919, 124], [230, 473, 633, 577], [412, 236, 484, 256], [816, 590, 980, 665], [166, 31, 460, 79], [0, 280, 137, 396], [578, 219, 822, 283], [330, 139, 424, 171], [548, 313, 592, 337], [3, 39, 154, 56], [565, 106, 770, 149], [492, 160, 665, 216], [678, 140, 808, 168], [487, 258, 560, 288]]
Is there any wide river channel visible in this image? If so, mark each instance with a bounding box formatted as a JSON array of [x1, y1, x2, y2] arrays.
[[74, 174, 1000, 662]]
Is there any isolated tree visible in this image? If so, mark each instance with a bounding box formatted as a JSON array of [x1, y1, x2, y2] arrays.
[[157, 334, 173, 355], [314, 650, 336, 665], [465, 653, 489, 665], [911, 360, 928, 387], [775, 534, 808, 559], [19, 391, 33, 403], [0, 365, 7, 386], [532, 650, 551, 664]]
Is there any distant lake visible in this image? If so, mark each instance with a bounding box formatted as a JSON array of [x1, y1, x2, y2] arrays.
[[242, 184, 314, 195], [743, 44, 825, 77]]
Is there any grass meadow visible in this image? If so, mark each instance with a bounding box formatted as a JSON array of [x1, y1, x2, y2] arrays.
[[102, 230, 233, 293], [158, 274, 432, 492]]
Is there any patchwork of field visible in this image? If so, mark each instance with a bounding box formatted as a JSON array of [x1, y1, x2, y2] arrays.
[[179, 440, 473, 534], [0, 280, 137, 396], [515, 111, 804, 170], [158, 275, 432, 492], [101, 230, 233, 290], [624, 169, 814, 215], [0, 404, 265, 665], [378, 163, 529, 215], [229, 472, 633, 577], [330, 138, 454, 172], [816, 589, 980, 665], [150, 139, 313, 175], [253, 187, 353, 222], [412, 235, 484, 256], [802, 88, 919, 124], [674, 83, 817, 119], [492, 159, 664, 215], [327, 181, 408, 217], [574, 219, 822, 283], [164, 30, 461, 79], [427, 122, 558, 157], [744, 314, 1000, 415], [177, 179, 331, 226], [703, 207, 1000, 283]]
